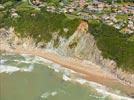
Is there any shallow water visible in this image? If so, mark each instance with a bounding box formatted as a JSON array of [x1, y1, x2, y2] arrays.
[[0, 52, 133, 100]]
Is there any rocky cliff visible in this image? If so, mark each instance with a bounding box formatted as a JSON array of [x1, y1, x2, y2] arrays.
[[56, 21, 134, 86], [0, 21, 134, 86], [54, 21, 113, 68]]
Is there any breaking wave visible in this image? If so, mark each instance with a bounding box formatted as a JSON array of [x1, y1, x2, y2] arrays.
[[38, 57, 133, 100], [0, 64, 34, 74], [21, 54, 134, 100], [41, 91, 58, 99], [0, 59, 7, 64], [0, 53, 133, 100]]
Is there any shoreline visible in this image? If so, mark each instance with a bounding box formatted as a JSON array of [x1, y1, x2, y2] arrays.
[[1, 50, 133, 100], [1, 42, 134, 97]]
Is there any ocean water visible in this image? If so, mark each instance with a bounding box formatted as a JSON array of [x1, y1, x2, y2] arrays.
[[0, 52, 133, 100]]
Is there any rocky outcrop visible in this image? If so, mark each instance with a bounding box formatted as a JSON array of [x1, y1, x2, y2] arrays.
[[0, 21, 134, 87], [57, 21, 134, 86], [58, 21, 109, 67]]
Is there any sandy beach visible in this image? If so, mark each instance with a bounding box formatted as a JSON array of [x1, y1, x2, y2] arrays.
[[0, 41, 134, 96]]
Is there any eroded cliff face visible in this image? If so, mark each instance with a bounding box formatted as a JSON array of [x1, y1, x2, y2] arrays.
[[0, 21, 134, 86], [58, 21, 112, 67], [56, 21, 134, 86]]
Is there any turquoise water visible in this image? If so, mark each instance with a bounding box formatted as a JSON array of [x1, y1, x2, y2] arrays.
[[0, 53, 132, 100]]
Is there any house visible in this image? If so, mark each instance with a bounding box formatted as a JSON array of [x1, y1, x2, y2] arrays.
[[101, 15, 109, 20], [32, 0, 42, 6], [93, 1, 105, 9], [121, 28, 133, 34], [79, 0, 86, 8], [128, 21, 134, 31]]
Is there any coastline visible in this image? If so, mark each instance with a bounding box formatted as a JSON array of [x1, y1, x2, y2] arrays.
[[1, 41, 134, 97], [0, 0, 134, 99]]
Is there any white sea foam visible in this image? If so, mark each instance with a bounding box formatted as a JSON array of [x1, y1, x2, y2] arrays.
[[74, 78, 133, 100], [0, 59, 7, 64], [41, 92, 50, 98], [41, 91, 58, 99], [63, 74, 71, 81], [0, 65, 20, 74], [20, 55, 52, 64], [1, 54, 133, 100], [75, 78, 87, 85], [13, 59, 33, 64], [35, 56, 52, 64], [21, 54, 35, 61], [0, 64, 34, 74], [51, 91, 57, 96], [20, 64, 34, 72], [48, 62, 133, 100], [52, 65, 61, 73], [48, 64, 61, 73], [36, 57, 133, 100], [18, 55, 48, 64]]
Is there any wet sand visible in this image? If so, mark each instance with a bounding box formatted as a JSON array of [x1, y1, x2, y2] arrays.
[[0, 43, 134, 97]]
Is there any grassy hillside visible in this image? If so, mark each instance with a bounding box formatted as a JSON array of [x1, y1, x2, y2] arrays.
[[89, 20, 134, 72], [1, 2, 80, 43]]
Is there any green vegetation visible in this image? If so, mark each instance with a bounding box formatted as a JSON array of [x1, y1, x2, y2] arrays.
[[116, 14, 129, 22], [89, 20, 134, 72], [15, 1, 38, 13], [1, 1, 80, 44], [42, 0, 60, 6], [128, 34, 134, 42]]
